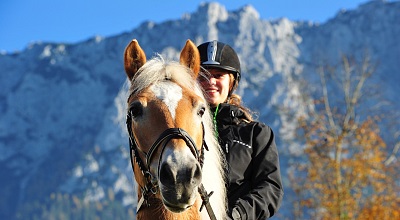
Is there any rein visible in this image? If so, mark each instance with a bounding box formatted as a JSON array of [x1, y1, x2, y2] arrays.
[[126, 107, 217, 220]]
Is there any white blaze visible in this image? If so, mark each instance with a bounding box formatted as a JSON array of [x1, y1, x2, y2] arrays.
[[150, 81, 183, 120]]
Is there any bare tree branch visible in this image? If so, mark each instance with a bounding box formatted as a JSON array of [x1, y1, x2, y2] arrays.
[[318, 65, 337, 134], [385, 141, 400, 166]]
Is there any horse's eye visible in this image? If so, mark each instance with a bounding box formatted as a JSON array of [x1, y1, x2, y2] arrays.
[[129, 102, 143, 118], [197, 106, 206, 117]]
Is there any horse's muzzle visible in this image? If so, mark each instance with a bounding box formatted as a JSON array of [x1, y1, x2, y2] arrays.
[[158, 154, 202, 212]]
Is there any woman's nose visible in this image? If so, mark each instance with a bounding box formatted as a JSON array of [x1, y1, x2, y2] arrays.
[[209, 77, 216, 85]]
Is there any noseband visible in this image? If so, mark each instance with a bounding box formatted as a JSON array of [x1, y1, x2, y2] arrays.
[[126, 108, 216, 219]]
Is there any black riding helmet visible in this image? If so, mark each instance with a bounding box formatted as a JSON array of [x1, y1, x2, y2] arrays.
[[197, 40, 241, 93]]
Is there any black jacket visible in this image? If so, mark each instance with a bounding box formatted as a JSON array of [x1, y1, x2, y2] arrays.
[[212, 104, 283, 219]]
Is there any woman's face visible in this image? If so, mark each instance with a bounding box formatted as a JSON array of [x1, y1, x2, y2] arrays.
[[199, 68, 232, 107]]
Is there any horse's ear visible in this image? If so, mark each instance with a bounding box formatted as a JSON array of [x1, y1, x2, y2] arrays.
[[124, 39, 147, 81], [180, 40, 200, 78]]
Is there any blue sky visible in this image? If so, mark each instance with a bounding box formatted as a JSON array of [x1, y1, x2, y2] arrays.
[[0, 0, 372, 52]]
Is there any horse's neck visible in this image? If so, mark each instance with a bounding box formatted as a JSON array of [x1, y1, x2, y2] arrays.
[[136, 196, 202, 220]]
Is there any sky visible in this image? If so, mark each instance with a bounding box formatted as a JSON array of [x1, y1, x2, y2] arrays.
[[0, 0, 373, 53]]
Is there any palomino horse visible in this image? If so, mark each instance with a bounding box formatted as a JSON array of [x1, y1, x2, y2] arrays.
[[124, 39, 226, 220]]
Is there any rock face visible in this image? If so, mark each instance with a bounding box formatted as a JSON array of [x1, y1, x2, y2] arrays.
[[0, 1, 399, 218]]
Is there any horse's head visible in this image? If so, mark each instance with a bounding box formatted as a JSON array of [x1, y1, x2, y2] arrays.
[[124, 39, 207, 214]]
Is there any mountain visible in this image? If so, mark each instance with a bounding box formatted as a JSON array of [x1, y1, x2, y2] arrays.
[[1, 1, 399, 219]]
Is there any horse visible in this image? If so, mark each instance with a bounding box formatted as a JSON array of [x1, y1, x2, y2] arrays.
[[123, 39, 227, 220]]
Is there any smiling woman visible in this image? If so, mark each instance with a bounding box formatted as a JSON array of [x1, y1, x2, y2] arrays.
[[196, 40, 284, 219], [199, 69, 232, 107]]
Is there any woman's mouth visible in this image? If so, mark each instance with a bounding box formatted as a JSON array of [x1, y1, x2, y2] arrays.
[[205, 87, 218, 94]]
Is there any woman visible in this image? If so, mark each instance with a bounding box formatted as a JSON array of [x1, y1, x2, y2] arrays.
[[197, 40, 283, 219]]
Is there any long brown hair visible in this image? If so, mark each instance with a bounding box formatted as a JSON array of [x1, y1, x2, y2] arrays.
[[227, 74, 254, 122]]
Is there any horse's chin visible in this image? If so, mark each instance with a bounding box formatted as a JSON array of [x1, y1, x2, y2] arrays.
[[162, 198, 193, 213], [160, 187, 198, 213]]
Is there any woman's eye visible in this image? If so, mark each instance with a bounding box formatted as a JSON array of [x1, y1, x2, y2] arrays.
[[198, 75, 208, 82]]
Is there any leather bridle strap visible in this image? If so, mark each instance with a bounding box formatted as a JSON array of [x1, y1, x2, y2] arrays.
[[147, 128, 200, 171], [198, 184, 217, 220]]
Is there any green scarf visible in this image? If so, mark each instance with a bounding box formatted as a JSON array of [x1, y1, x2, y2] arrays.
[[212, 104, 220, 138]]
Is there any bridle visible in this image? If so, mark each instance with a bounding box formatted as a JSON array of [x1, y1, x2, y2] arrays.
[[126, 100, 217, 219]]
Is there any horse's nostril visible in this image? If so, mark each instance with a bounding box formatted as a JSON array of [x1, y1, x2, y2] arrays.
[[159, 161, 202, 188], [191, 163, 202, 185], [159, 163, 176, 186]]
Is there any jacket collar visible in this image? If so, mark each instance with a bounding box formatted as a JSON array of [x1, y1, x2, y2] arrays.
[[211, 103, 246, 125]]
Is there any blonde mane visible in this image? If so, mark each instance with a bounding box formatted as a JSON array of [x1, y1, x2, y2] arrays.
[[129, 56, 196, 96]]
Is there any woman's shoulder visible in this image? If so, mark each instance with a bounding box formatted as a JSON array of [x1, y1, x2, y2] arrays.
[[218, 104, 274, 132], [242, 120, 273, 136]]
